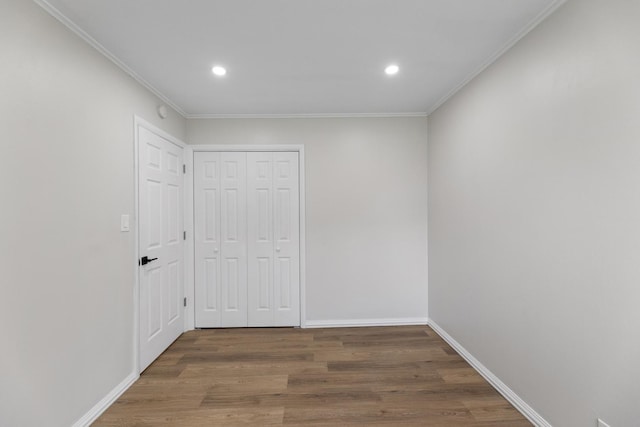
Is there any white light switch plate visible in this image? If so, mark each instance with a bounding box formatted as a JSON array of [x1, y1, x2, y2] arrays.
[[598, 419, 611, 427], [120, 214, 130, 232]]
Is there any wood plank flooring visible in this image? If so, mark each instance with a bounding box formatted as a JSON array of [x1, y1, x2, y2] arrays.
[[94, 326, 531, 426]]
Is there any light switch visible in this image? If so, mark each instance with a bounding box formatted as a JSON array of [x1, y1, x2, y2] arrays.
[[120, 214, 130, 232]]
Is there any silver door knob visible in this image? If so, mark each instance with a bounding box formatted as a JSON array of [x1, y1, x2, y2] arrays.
[[214, 248, 219, 253], [276, 247, 281, 252]]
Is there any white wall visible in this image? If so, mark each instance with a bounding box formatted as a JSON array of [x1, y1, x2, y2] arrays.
[[0, 1, 186, 426], [188, 118, 429, 324], [428, 0, 640, 426]]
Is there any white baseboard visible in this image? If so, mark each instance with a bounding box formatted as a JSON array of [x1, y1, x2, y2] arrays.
[[72, 372, 139, 427], [304, 317, 428, 329], [428, 319, 552, 427]]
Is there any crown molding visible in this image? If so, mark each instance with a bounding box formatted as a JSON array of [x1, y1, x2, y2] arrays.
[[35, 0, 565, 120], [185, 112, 428, 119], [33, 0, 188, 117], [32, 0, 426, 121], [427, 0, 567, 115]]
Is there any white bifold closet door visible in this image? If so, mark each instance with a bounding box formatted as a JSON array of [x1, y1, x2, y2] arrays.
[[247, 152, 300, 327], [194, 152, 300, 328]]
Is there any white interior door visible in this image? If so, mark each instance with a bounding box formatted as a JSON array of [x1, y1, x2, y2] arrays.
[[194, 151, 300, 328], [194, 152, 247, 327], [247, 152, 300, 326], [138, 126, 184, 371]]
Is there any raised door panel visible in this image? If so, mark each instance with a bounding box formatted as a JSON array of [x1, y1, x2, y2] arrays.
[[146, 180, 162, 250], [146, 264, 163, 339]]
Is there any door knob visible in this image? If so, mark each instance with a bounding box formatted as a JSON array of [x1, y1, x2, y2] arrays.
[[214, 248, 219, 253], [276, 247, 281, 252], [139, 256, 158, 266]]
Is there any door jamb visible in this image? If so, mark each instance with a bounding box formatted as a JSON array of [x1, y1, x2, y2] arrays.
[[188, 145, 307, 330], [133, 116, 190, 375]]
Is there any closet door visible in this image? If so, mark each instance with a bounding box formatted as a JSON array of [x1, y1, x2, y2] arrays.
[[195, 151, 299, 328], [194, 152, 221, 327], [272, 152, 300, 326], [247, 152, 300, 326], [219, 153, 248, 326], [247, 153, 274, 326], [194, 152, 247, 327]]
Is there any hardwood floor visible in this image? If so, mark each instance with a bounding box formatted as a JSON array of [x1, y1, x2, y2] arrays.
[[94, 326, 531, 426]]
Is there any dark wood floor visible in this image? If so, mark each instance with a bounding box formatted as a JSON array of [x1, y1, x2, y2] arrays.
[[94, 326, 531, 426]]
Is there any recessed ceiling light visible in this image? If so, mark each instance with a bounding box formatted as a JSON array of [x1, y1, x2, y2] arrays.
[[385, 64, 399, 76], [212, 66, 227, 76]]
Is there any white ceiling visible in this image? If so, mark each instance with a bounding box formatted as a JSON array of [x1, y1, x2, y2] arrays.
[[38, 0, 563, 117]]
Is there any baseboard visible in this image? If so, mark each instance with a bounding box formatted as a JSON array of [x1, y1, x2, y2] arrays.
[[72, 371, 139, 427], [304, 317, 428, 328], [428, 319, 552, 427]]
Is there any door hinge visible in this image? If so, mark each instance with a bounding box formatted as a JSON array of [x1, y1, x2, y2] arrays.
[[183, 297, 187, 307], [183, 231, 187, 240], [183, 164, 186, 174]]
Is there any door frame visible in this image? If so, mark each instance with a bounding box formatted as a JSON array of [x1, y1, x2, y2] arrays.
[[133, 116, 191, 374], [187, 145, 307, 330]]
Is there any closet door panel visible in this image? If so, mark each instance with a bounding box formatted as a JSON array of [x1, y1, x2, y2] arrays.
[[219, 152, 248, 326], [273, 152, 300, 326], [195, 152, 248, 327], [247, 152, 274, 326], [194, 152, 221, 327]]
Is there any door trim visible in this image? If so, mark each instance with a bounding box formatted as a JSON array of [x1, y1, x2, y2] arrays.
[[188, 145, 307, 329], [133, 116, 190, 374]]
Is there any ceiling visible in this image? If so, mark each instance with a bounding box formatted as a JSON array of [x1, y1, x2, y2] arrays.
[[37, 0, 564, 118]]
